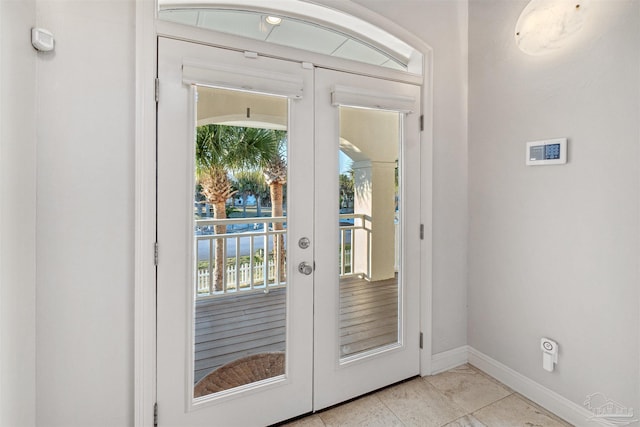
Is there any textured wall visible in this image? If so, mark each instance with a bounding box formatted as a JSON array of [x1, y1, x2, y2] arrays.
[[0, 0, 37, 425], [468, 0, 639, 410], [35, 1, 134, 425]]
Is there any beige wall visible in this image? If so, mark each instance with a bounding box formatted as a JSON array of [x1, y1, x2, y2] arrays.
[[468, 0, 639, 410], [35, 1, 135, 425], [0, 0, 37, 426]]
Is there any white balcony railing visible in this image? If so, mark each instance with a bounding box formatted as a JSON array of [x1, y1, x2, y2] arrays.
[[339, 213, 372, 278], [195, 213, 371, 299]]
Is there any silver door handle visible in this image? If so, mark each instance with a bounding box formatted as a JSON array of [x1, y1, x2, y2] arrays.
[[298, 262, 313, 275]]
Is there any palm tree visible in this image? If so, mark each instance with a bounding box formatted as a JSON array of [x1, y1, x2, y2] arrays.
[[254, 183, 269, 218], [234, 170, 268, 218], [339, 172, 354, 209], [196, 125, 278, 291], [263, 131, 288, 282], [233, 175, 249, 218]]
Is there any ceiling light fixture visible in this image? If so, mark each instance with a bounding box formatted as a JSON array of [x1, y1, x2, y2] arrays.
[[515, 0, 589, 55], [265, 16, 282, 25]]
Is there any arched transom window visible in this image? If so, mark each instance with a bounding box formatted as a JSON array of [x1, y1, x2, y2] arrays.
[[158, 0, 422, 73]]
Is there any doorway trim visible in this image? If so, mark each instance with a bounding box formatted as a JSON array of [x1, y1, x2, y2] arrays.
[[134, 2, 434, 425]]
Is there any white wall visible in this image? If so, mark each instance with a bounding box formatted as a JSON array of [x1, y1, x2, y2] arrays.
[[35, 1, 135, 425], [353, 0, 469, 354], [0, 0, 37, 426], [468, 0, 639, 411]]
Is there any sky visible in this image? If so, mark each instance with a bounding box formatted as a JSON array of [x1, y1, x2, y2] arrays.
[[339, 151, 352, 175]]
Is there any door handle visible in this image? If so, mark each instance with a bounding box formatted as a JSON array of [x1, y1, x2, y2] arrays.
[[298, 262, 313, 275]]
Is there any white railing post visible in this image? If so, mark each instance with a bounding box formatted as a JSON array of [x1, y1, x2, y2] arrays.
[[234, 236, 240, 292], [222, 233, 228, 293], [262, 220, 268, 289], [249, 235, 255, 290], [207, 238, 213, 295]]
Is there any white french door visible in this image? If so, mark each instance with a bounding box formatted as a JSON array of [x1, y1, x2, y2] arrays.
[[156, 37, 421, 426], [156, 37, 314, 426], [313, 68, 421, 410]]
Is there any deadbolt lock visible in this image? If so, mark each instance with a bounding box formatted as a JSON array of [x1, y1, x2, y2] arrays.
[[298, 237, 311, 249]]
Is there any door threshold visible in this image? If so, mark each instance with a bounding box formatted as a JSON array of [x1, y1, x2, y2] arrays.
[[270, 375, 420, 426]]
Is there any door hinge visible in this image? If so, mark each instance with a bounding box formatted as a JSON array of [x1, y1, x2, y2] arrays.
[[155, 78, 160, 103], [419, 114, 424, 131], [419, 332, 423, 349], [153, 402, 158, 427], [420, 224, 424, 240], [154, 241, 159, 266]]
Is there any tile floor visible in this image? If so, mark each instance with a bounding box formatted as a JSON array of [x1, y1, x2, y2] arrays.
[[282, 364, 572, 427]]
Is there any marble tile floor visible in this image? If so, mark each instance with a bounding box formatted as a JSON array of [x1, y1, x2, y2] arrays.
[[281, 364, 572, 427]]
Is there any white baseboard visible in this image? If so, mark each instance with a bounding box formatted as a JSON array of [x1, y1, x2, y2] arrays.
[[467, 346, 595, 427], [430, 345, 470, 375], [429, 346, 605, 426]]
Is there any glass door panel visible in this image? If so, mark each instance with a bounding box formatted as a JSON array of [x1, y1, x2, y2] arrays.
[[192, 86, 289, 398], [157, 37, 314, 427], [313, 67, 421, 411], [338, 107, 401, 359]]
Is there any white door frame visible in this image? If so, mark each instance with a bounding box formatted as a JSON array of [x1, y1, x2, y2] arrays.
[[134, 2, 434, 425]]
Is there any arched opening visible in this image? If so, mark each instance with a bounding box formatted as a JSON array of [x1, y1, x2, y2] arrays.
[[157, 0, 424, 74]]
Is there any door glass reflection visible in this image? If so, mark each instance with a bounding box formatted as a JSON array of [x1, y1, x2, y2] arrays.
[[338, 107, 401, 359], [192, 86, 289, 398]]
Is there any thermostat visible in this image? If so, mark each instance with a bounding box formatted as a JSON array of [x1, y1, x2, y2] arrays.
[[526, 138, 567, 166]]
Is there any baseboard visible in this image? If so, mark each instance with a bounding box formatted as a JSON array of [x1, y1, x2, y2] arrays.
[[467, 347, 595, 427], [430, 345, 469, 375], [430, 346, 608, 426]]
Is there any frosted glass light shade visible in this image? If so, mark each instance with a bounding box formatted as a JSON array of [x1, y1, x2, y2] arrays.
[[515, 0, 589, 55]]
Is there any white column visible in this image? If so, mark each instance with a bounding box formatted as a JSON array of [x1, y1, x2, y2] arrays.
[[353, 160, 397, 282]]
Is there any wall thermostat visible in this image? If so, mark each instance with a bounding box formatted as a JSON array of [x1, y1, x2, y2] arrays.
[[31, 28, 55, 52], [526, 138, 567, 166]]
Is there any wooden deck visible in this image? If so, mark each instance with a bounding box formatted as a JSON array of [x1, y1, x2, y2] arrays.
[[339, 276, 398, 357], [194, 276, 398, 383]]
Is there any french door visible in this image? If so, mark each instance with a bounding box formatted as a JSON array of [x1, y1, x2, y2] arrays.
[[313, 68, 421, 410], [156, 37, 421, 426]]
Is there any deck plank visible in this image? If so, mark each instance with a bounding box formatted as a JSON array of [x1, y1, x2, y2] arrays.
[[193, 276, 398, 383]]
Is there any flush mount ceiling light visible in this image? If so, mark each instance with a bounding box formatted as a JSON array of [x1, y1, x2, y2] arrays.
[[265, 16, 282, 25], [515, 0, 589, 55]]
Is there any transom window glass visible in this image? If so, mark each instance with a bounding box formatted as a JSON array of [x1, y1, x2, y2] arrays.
[[159, 8, 408, 71]]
